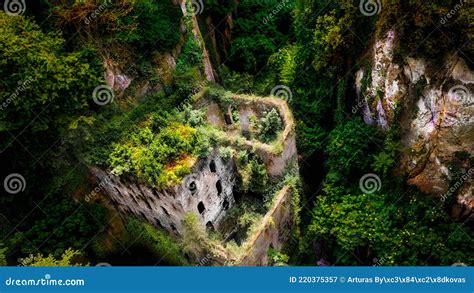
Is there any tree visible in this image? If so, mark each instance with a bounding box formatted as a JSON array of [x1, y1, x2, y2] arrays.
[[13, 198, 105, 257], [0, 12, 102, 143], [308, 193, 391, 264], [227, 0, 294, 73], [307, 190, 474, 265], [325, 118, 383, 176], [258, 109, 283, 143]]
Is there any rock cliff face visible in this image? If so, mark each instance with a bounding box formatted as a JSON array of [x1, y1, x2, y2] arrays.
[[355, 31, 474, 221], [91, 151, 236, 235], [103, 0, 216, 96], [179, 0, 216, 82], [237, 186, 294, 266]]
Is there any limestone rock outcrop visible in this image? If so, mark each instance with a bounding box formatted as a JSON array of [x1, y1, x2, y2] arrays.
[[355, 31, 474, 221]]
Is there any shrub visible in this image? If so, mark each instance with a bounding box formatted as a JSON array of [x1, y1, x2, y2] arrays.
[[0, 12, 102, 147], [257, 108, 283, 143], [124, 218, 187, 266], [183, 104, 206, 127], [0, 246, 6, 266], [227, 0, 293, 73], [108, 121, 200, 188], [325, 118, 383, 175], [218, 146, 233, 160], [13, 198, 106, 257], [249, 159, 268, 193]]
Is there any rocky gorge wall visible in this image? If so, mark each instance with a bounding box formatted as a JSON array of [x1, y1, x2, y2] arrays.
[[355, 31, 473, 221], [237, 186, 294, 266], [102, 0, 216, 97]]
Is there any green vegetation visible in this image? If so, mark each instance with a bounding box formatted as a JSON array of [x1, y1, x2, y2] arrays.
[[12, 198, 106, 257], [308, 190, 474, 265], [107, 120, 198, 188], [226, 0, 294, 73], [0, 246, 7, 266], [376, 0, 473, 60], [122, 218, 188, 266], [122, 0, 181, 50], [49, 0, 181, 52], [19, 249, 85, 267], [0, 12, 102, 144], [325, 118, 383, 176], [268, 248, 290, 266], [257, 109, 283, 143], [1, 0, 471, 268]]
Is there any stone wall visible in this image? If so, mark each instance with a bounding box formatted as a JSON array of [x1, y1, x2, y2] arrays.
[[91, 151, 236, 234], [237, 186, 294, 266], [205, 93, 298, 177]]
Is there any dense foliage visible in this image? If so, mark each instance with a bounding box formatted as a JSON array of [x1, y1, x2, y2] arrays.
[[0, 12, 102, 146], [226, 0, 294, 73], [108, 120, 199, 188], [0, 0, 472, 267]]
